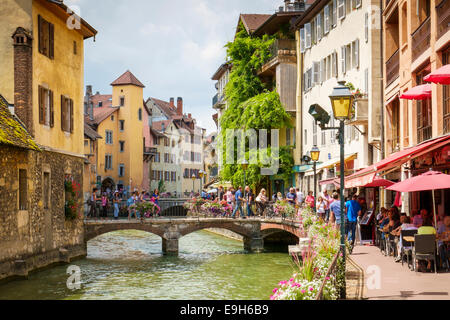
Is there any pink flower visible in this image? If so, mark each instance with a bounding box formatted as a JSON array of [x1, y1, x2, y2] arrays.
[[309, 287, 314, 292], [273, 288, 278, 293], [301, 290, 306, 294], [326, 277, 330, 281], [290, 278, 294, 282]]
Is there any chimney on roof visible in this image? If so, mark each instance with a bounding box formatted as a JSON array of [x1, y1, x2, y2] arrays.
[[170, 97, 175, 108], [177, 97, 183, 116], [95, 91, 100, 95], [12, 27, 34, 136]]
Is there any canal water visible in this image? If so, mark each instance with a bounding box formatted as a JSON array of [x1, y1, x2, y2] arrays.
[[0, 230, 295, 300]]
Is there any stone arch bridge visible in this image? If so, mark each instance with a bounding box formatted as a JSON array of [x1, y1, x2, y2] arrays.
[[84, 218, 302, 255]]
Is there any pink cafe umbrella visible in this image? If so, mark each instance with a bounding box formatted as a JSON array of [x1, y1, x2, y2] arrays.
[[424, 64, 450, 85], [399, 84, 432, 100], [386, 170, 450, 229]]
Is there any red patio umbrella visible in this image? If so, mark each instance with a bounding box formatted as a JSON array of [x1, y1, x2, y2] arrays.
[[399, 84, 432, 100], [424, 64, 450, 85], [386, 170, 450, 228]]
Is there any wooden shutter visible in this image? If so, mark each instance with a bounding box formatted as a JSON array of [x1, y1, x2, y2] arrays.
[[355, 39, 360, 68], [49, 90, 54, 127], [300, 28, 305, 53], [38, 15, 43, 54], [49, 22, 54, 59], [39, 86, 44, 124], [70, 99, 74, 133], [341, 46, 346, 74], [305, 23, 311, 48], [61, 95, 65, 131]]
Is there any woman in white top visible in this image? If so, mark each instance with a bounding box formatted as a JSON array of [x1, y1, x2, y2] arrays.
[[316, 196, 327, 220]]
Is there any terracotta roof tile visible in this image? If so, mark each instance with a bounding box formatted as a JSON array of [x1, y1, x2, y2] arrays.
[[92, 106, 119, 125], [84, 123, 102, 140], [240, 14, 272, 34], [111, 70, 145, 88], [150, 97, 177, 118]]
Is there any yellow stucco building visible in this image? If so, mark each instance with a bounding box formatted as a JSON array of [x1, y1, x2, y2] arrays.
[[85, 71, 149, 193]]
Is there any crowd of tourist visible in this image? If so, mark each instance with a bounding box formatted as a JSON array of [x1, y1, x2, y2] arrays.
[[376, 206, 450, 272], [87, 187, 161, 220]]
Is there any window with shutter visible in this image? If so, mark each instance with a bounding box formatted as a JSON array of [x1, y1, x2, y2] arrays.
[[341, 46, 346, 75], [354, 39, 359, 68], [305, 23, 311, 48], [317, 13, 322, 41], [61, 95, 65, 131], [346, 44, 351, 71], [39, 86, 44, 124], [38, 15, 54, 59], [70, 99, 74, 133], [365, 12, 369, 42], [332, 0, 337, 27], [338, 0, 346, 20], [332, 51, 337, 77], [324, 5, 330, 34], [300, 28, 305, 53], [49, 90, 54, 127], [364, 68, 369, 95], [313, 62, 320, 84]]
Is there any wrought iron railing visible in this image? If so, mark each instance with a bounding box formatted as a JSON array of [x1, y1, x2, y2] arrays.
[[437, 0, 450, 40], [386, 49, 399, 87], [411, 16, 431, 61]]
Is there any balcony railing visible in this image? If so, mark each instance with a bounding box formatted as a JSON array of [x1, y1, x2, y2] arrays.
[[386, 49, 400, 87], [418, 126, 433, 143], [264, 39, 296, 65], [144, 147, 157, 156], [411, 16, 431, 61], [437, 0, 450, 40], [212, 94, 224, 108]]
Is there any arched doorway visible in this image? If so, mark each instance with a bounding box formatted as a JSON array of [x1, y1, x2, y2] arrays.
[[102, 177, 115, 193]]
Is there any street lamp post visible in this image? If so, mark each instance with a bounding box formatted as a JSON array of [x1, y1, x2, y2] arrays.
[[310, 146, 321, 213], [199, 170, 205, 194], [308, 81, 354, 265], [191, 174, 196, 196], [329, 81, 354, 263]]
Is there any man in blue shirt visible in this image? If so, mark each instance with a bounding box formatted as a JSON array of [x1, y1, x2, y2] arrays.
[[345, 194, 362, 247], [329, 193, 342, 227], [232, 186, 245, 219]]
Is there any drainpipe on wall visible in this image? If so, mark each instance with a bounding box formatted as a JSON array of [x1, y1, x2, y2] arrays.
[[380, 0, 386, 208]]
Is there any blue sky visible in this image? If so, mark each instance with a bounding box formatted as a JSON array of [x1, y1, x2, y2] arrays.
[[67, 0, 280, 134]]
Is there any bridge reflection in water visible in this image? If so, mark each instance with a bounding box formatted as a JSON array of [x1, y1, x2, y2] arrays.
[[84, 218, 302, 256]]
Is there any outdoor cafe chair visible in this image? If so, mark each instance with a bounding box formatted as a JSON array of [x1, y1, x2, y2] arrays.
[[413, 234, 437, 273], [400, 229, 418, 269]]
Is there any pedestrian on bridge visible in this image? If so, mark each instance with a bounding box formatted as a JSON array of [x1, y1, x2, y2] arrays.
[[232, 186, 245, 219], [113, 191, 120, 220]]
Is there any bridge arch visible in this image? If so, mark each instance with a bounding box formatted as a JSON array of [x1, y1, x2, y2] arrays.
[[260, 222, 302, 239], [177, 221, 255, 239], [85, 223, 166, 242]]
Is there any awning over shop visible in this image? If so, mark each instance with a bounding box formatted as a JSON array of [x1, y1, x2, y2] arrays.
[[317, 153, 358, 170], [293, 164, 314, 173], [424, 64, 450, 85], [345, 135, 450, 189], [319, 177, 340, 188]]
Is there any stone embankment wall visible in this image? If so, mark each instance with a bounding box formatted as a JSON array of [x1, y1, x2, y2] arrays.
[[0, 146, 86, 282]]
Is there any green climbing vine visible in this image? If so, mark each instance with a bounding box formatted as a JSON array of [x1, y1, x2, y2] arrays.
[[219, 22, 294, 189]]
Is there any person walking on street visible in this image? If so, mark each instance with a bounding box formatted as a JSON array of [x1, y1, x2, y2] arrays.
[[232, 186, 245, 219], [101, 193, 108, 220], [346, 194, 362, 252], [113, 191, 120, 220], [296, 188, 304, 207], [88, 188, 99, 219], [316, 196, 327, 220], [329, 192, 342, 228], [322, 190, 332, 222], [245, 186, 255, 218]]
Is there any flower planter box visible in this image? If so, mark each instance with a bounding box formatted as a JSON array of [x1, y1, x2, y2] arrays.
[[347, 98, 368, 126]]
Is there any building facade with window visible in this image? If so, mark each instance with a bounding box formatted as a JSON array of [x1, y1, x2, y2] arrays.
[[0, 0, 97, 281], [381, 0, 450, 212], [84, 70, 150, 193], [294, 0, 383, 193]]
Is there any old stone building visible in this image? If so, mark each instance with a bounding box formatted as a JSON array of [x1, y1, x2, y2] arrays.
[[0, 0, 97, 281]]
